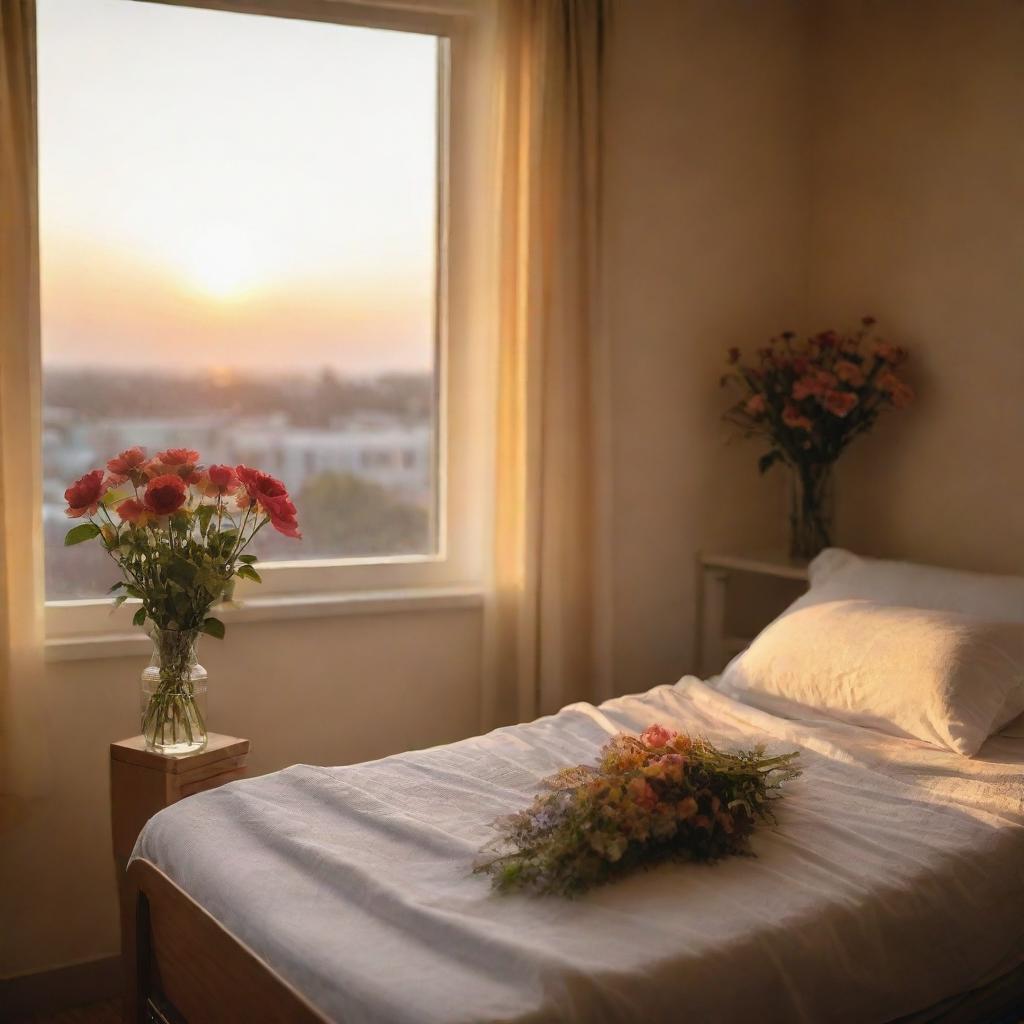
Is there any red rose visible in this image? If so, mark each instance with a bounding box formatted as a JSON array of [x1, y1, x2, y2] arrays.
[[64, 469, 108, 518], [144, 474, 188, 516], [148, 448, 201, 483], [106, 446, 148, 484], [198, 464, 239, 497], [236, 466, 302, 539]]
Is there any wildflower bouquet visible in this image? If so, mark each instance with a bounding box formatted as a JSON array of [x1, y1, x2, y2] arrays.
[[474, 724, 801, 897], [721, 317, 914, 558], [63, 447, 301, 750]]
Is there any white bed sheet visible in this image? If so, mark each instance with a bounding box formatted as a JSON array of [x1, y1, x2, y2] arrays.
[[133, 678, 1024, 1024]]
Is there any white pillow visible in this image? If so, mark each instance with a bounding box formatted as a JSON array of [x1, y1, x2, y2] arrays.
[[720, 599, 1024, 756], [797, 548, 1024, 621], [778, 549, 1024, 731]]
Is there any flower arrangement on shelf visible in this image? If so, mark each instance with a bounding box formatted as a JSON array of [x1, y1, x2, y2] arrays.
[[721, 317, 914, 559], [474, 723, 801, 897], [63, 447, 301, 753]]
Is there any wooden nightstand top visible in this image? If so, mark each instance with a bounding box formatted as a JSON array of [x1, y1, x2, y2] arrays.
[[700, 549, 810, 582], [111, 733, 250, 774]]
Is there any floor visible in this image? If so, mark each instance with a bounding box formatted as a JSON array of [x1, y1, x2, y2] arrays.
[[10, 1001, 121, 1024]]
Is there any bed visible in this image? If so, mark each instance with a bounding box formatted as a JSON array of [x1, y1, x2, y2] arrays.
[[127, 672, 1024, 1023], [126, 549, 1024, 1023]]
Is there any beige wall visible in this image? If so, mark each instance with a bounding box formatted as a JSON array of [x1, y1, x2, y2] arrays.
[[807, 0, 1024, 573], [603, 0, 808, 694], [1, 608, 482, 977]]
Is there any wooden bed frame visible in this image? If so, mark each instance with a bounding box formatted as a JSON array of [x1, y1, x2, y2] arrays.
[[122, 858, 328, 1024], [123, 856, 1024, 1024]]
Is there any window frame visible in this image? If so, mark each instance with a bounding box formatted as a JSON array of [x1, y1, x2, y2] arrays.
[[41, 0, 490, 642]]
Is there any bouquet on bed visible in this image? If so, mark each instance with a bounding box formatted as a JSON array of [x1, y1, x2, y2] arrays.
[[475, 724, 801, 896], [721, 317, 913, 559], [63, 447, 301, 751]]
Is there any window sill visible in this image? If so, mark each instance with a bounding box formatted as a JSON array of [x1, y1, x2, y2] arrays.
[[45, 586, 485, 662]]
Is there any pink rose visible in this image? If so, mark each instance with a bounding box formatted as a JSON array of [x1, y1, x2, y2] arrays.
[[782, 404, 813, 432], [198, 464, 240, 497], [877, 371, 914, 409], [834, 360, 865, 387], [143, 474, 188, 516], [64, 469, 107, 518], [792, 371, 835, 401], [744, 394, 766, 417], [106, 446, 148, 485], [641, 723, 678, 749], [116, 498, 155, 527], [823, 390, 858, 417], [236, 466, 301, 539], [791, 377, 816, 401], [148, 448, 201, 483]]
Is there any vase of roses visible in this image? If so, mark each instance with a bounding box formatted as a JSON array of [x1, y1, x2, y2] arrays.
[[721, 317, 914, 560], [64, 447, 301, 753]]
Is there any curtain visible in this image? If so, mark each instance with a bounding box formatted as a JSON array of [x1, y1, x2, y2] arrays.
[[483, 0, 612, 725], [0, 0, 47, 826]]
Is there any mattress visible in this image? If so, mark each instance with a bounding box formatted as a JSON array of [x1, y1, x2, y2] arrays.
[[133, 677, 1024, 1024]]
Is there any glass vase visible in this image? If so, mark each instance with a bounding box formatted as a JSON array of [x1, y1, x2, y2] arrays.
[[789, 464, 834, 561], [141, 627, 208, 754]]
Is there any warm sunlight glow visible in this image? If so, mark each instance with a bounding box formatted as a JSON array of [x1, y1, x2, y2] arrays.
[[36, 0, 439, 374], [183, 228, 264, 301]]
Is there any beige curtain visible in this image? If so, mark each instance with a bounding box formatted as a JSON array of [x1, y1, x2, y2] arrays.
[[0, 0, 47, 826], [484, 0, 612, 725]]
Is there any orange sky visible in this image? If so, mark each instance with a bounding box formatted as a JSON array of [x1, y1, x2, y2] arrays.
[[37, 0, 439, 376]]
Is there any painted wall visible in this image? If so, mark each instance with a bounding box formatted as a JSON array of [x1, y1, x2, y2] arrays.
[[807, 0, 1024, 574], [603, 0, 808, 694], [1, 607, 483, 977]]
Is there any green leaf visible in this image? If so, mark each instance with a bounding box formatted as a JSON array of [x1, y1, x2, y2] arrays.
[[235, 564, 262, 584], [64, 522, 101, 546], [238, 554, 258, 564], [167, 556, 197, 586], [125, 585, 145, 600], [108, 581, 126, 592], [132, 607, 147, 627], [201, 616, 225, 640], [112, 595, 128, 610], [101, 489, 123, 507], [758, 451, 783, 475], [196, 504, 215, 536]]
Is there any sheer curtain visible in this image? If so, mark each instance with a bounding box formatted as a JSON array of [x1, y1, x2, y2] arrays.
[[483, 0, 613, 725], [0, 0, 48, 825]]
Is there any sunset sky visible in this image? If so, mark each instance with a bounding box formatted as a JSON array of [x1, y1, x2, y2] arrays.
[[36, 0, 439, 376]]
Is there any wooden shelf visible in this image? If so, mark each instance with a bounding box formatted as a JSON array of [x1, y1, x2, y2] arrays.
[[696, 551, 810, 676], [110, 733, 250, 869], [700, 550, 810, 582]]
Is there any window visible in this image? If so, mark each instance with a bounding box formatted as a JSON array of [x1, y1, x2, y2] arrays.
[[36, 0, 486, 628]]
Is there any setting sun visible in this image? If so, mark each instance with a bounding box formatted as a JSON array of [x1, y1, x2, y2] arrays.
[[183, 228, 264, 301]]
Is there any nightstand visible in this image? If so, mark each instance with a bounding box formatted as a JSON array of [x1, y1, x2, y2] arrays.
[[110, 733, 250, 873], [696, 551, 809, 677]]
